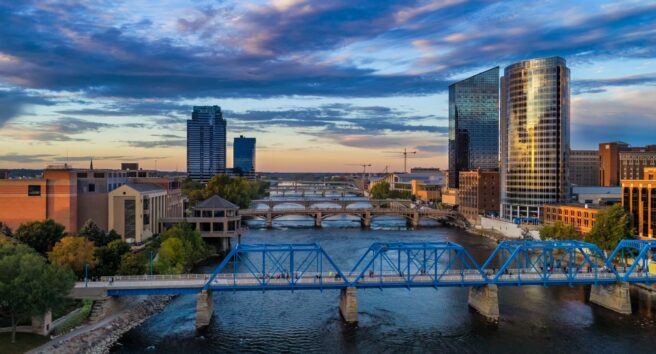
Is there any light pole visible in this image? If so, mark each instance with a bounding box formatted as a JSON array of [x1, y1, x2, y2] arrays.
[[149, 250, 154, 276], [84, 263, 89, 288]]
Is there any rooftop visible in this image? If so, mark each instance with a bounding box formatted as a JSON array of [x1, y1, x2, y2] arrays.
[[123, 183, 165, 193], [196, 195, 239, 209]]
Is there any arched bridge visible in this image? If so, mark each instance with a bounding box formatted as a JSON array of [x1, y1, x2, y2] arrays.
[[251, 198, 412, 210], [73, 240, 656, 328], [240, 206, 463, 228], [266, 180, 363, 197]]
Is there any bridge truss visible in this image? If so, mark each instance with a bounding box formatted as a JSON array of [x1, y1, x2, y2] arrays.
[[606, 239, 656, 283]]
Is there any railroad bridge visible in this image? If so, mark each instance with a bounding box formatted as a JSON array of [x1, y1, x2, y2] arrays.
[[71, 240, 656, 330]]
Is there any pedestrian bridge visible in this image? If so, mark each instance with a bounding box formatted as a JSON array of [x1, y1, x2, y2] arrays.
[[72, 240, 656, 327]]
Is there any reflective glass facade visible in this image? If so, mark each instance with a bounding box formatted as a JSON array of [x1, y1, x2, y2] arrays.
[[233, 135, 256, 174], [501, 57, 570, 219], [448, 67, 500, 188], [187, 106, 227, 182]]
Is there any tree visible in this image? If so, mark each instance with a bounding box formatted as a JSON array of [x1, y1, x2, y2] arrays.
[[48, 236, 96, 276], [119, 252, 147, 275], [370, 181, 391, 199], [14, 219, 65, 255], [78, 219, 120, 247], [0, 222, 12, 237], [540, 221, 580, 241], [93, 239, 131, 276], [585, 204, 633, 252], [156, 223, 209, 274], [183, 174, 269, 209], [0, 242, 75, 343]]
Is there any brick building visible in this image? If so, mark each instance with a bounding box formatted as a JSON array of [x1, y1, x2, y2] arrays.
[[458, 170, 500, 224]]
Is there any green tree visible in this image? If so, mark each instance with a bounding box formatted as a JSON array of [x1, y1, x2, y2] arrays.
[[48, 236, 96, 276], [0, 222, 12, 237], [14, 219, 65, 255], [540, 221, 581, 241], [93, 239, 131, 276], [78, 219, 120, 247], [0, 242, 75, 343], [370, 181, 391, 199], [118, 252, 147, 275], [585, 204, 633, 252], [156, 223, 209, 274]]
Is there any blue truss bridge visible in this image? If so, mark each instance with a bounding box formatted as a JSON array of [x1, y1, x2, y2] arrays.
[[72, 240, 656, 327]]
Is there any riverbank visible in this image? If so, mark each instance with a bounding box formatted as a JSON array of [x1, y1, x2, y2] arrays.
[[28, 296, 172, 354]]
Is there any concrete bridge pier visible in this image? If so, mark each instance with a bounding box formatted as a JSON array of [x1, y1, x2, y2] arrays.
[[361, 212, 371, 228], [407, 212, 420, 228], [339, 287, 358, 323], [196, 290, 214, 330], [31, 310, 52, 336], [266, 212, 273, 229], [589, 283, 632, 314], [315, 212, 322, 228], [89, 296, 122, 323], [468, 285, 499, 322]]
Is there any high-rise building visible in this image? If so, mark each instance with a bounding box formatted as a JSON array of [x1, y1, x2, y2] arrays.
[[187, 106, 227, 182], [500, 57, 570, 219], [233, 135, 256, 176], [570, 150, 600, 186], [448, 67, 500, 188]]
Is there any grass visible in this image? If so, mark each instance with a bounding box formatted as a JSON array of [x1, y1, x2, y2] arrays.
[[52, 299, 93, 336], [0, 332, 49, 354]]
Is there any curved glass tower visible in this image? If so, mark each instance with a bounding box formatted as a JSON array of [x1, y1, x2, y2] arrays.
[[501, 57, 570, 220], [187, 106, 227, 182]]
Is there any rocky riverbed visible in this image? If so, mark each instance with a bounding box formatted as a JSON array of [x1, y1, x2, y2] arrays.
[[30, 296, 172, 354]]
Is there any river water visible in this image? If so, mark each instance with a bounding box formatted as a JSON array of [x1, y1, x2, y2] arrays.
[[113, 217, 656, 353]]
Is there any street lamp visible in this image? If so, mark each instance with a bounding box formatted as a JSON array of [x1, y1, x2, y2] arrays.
[[84, 263, 89, 288], [149, 250, 154, 276]]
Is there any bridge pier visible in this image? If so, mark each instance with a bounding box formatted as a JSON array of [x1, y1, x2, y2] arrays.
[[88, 296, 122, 323], [31, 310, 52, 336], [468, 285, 499, 322], [339, 287, 358, 323], [196, 290, 214, 330], [407, 212, 420, 228], [361, 212, 371, 228], [589, 283, 632, 315], [266, 212, 273, 229], [315, 212, 322, 228]]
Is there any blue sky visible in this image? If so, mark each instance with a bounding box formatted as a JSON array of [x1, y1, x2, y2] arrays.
[[0, 0, 655, 172]]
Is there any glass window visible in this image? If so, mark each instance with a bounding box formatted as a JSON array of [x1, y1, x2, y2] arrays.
[[28, 185, 41, 196]]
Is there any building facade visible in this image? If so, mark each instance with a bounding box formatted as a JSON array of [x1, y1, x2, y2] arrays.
[[620, 147, 656, 181], [543, 204, 599, 235], [0, 165, 78, 233], [370, 172, 445, 202], [187, 106, 227, 182], [233, 135, 256, 177], [108, 184, 168, 244], [448, 67, 499, 188], [458, 170, 500, 224], [621, 167, 656, 239], [569, 150, 600, 186], [599, 142, 629, 187], [501, 57, 570, 220]]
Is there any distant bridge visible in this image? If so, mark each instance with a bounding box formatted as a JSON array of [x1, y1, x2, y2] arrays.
[[73, 240, 656, 328], [240, 205, 462, 228], [251, 198, 412, 210], [266, 180, 363, 196]]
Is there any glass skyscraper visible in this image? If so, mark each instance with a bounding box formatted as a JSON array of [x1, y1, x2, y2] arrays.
[[448, 67, 500, 188], [187, 106, 227, 182], [500, 57, 570, 220], [233, 135, 256, 176]]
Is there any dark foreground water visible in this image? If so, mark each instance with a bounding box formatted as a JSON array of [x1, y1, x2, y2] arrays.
[[113, 219, 656, 353]]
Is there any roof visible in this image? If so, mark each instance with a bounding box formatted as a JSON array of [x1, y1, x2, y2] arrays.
[[124, 183, 165, 193], [572, 186, 621, 194], [196, 195, 239, 209]]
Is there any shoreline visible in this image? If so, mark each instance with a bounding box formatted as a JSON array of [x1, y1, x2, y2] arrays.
[[28, 296, 172, 354]]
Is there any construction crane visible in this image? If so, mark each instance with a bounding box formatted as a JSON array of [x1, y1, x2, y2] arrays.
[[385, 148, 417, 173], [346, 163, 372, 192]]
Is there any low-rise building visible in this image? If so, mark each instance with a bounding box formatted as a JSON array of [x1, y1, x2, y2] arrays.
[[621, 167, 656, 239], [458, 170, 500, 224], [370, 171, 445, 202], [161, 195, 242, 251], [571, 186, 621, 205], [0, 165, 78, 232], [108, 184, 168, 244], [543, 204, 601, 235], [620, 147, 656, 181]]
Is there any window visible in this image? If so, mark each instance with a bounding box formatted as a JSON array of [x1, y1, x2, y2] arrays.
[[143, 198, 150, 211], [28, 185, 41, 196], [94, 172, 105, 178], [77, 172, 88, 178], [88, 184, 96, 192], [143, 214, 150, 225]]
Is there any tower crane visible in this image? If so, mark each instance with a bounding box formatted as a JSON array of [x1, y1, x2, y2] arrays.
[[385, 148, 417, 173], [346, 163, 372, 193]]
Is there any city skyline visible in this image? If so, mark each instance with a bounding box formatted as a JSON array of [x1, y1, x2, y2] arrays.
[[1, 1, 656, 172]]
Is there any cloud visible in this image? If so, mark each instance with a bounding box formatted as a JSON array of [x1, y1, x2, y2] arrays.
[[123, 139, 186, 148], [2, 117, 112, 142], [0, 89, 53, 126], [0, 153, 125, 164], [572, 72, 656, 94]]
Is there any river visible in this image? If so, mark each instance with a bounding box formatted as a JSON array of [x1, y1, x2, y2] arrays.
[[112, 218, 656, 353]]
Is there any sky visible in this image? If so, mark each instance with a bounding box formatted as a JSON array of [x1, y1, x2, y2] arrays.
[[0, 0, 655, 172]]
